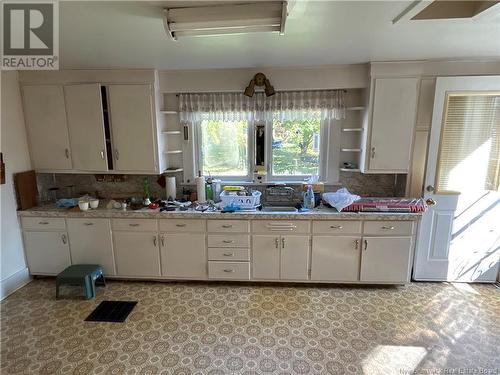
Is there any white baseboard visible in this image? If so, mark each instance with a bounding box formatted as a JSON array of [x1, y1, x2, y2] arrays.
[[0, 267, 32, 301]]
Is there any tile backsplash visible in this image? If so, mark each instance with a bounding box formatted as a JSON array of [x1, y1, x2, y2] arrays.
[[36, 172, 407, 203]]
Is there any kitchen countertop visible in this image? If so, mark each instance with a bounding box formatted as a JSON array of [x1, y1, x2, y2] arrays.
[[18, 203, 422, 221]]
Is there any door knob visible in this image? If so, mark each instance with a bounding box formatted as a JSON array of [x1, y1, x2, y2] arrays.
[[426, 198, 437, 206], [426, 185, 435, 192]]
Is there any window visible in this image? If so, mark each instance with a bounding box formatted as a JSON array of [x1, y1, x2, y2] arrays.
[[271, 116, 322, 177], [199, 119, 249, 177]]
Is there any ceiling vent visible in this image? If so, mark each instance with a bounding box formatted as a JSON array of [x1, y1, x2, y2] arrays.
[[164, 2, 287, 40]]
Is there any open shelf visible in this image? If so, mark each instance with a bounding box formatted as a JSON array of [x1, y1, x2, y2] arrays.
[[164, 150, 183, 154], [346, 106, 365, 111], [342, 128, 363, 132], [340, 168, 361, 172], [160, 110, 178, 114], [164, 168, 183, 173], [341, 148, 362, 152], [162, 130, 181, 135]]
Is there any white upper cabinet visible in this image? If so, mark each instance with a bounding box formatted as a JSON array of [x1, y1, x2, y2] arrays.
[[64, 84, 108, 171], [362, 77, 419, 173], [107, 84, 158, 173], [22, 85, 72, 170]]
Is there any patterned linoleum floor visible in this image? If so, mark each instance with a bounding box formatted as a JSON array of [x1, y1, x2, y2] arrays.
[[1, 279, 499, 375]]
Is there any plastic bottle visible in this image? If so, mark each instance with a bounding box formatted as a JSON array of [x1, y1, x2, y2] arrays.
[[303, 185, 315, 209]]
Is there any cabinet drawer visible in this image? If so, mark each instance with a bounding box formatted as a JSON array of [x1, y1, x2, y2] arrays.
[[208, 234, 250, 248], [252, 220, 310, 234], [112, 219, 157, 232], [208, 261, 250, 280], [22, 217, 66, 231], [207, 220, 250, 233], [160, 219, 205, 232], [208, 248, 250, 261], [363, 221, 413, 236], [313, 220, 361, 234]]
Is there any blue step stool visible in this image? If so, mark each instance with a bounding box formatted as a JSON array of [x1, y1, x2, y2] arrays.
[[56, 264, 105, 300]]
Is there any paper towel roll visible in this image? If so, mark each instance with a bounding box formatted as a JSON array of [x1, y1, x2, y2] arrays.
[[166, 176, 176, 200], [195, 176, 206, 202]]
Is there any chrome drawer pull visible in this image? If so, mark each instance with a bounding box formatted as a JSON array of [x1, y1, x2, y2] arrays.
[[381, 226, 395, 230], [38, 221, 49, 225], [364, 239, 368, 251], [84, 222, 94, 226], [129, 223, 140, 227], [223, 252, 235, 257], [222, 224, 233, 228], [223, 269, 235, 273], [176, 223, 187, 227], [222, 240, 234, 244], [330, 225, 343, 229]]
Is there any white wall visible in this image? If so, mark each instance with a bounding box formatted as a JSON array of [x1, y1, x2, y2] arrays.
[[0, 71, 32, 300]]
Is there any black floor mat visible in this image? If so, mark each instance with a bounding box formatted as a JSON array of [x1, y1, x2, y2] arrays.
[[85, 301, 137, 322]]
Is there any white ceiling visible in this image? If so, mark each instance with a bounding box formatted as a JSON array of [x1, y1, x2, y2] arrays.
[[60, 1, 500, 70]]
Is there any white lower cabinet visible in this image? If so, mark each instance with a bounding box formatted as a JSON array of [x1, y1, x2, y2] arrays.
[[280, 235, 310, 280], [23, 231, 71, 274], [360, 237, 412, 283], [252, 235, 310, 280], [113, 232, 161, 277], [161, 233, 206, 279], [67, 218, 115, 275], [311, 236, 361, 282]]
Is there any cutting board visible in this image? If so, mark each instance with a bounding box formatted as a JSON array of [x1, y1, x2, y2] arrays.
[[13, 170, 38, 210]]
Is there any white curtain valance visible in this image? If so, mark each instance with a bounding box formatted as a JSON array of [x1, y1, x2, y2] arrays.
[[178, 90, 346, 123]]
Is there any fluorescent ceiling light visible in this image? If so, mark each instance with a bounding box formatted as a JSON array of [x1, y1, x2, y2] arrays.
[[164, 2, 287, 40]]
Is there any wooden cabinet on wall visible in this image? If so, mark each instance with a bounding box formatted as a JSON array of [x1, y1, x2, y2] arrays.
[[361, 77, 419, 173], [22, 85, 72, 170]]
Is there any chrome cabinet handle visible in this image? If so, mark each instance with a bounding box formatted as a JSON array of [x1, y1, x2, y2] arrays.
[[65, 148, 70, 159], [222, 224, 233, 228], [223, 252, 234, 257], [381, 226, 395, 230], [330, 225, 343, 229], [371, 147, 375, 159], [129, 223, 140, 227], [176, 223, 186, 227], [222, 240, 234, 244], [355, 239, 359, 250], [364, 239, 368, 251], [223, 269, 235, 273], [100, 150, 105, 160], [275, 237, 279, 249], [153, 236, 157, 246], [161, 236, 165, 246], [84, 222, 94, 226], [281, 237, 285, 248], [114, 149, 119, 160], [61, 234, 67, 244], [38, 221, 49, 225]]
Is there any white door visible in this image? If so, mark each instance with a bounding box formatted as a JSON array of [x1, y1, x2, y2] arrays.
[[360, 237, 412, 283], [367, 77, 419, 172], [22, 85, 72, 170], [67, 219, 115, 275], [64, 84, 108, 171], [311, 236, 360, 282], [23, 231, 71, 274], [280, 235, 310, 280], [113, 232, 161, 277], [252, 235, 279, 280], [414, 76, 500, 282], [161, 233, 206, 278], [107, 84, 157, 172]]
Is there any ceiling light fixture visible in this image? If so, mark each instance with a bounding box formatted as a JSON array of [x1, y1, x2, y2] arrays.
[[164, 2, 287, 40]]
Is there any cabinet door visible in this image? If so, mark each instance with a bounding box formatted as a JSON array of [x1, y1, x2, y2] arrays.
[[368, 78, 418, 172], [252, 235, 279, 280], [23, 231, 71, 274], [113, 232, 161, 277], [64, 84, 108, 171], [107, 84, 157, 172], [67, 218, 115, 275], [280, 235, 310, 280], [22, 85, 72, 170], [161, 233, 206, 278], [311, 236, 360, 282], [360, 237, 412, 283]]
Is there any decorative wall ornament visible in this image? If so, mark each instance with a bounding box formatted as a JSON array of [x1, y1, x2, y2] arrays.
[[244, 73, 275, 97]]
